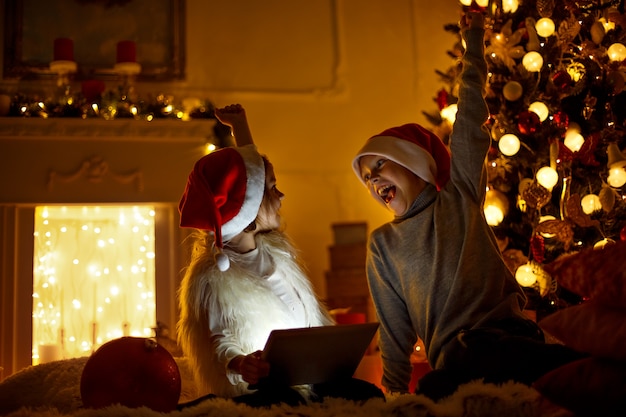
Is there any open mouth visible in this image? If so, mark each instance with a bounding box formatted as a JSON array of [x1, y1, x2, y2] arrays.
[[377, 184, 396, 204]]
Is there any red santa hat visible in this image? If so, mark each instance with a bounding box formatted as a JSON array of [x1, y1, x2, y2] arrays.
[[178, 145, 265, 271], [352, 123, 451, 191]]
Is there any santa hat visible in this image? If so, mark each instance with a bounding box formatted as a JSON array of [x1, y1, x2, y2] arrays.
[[178, 144, 265, 271], [352, 123, 450, 191]]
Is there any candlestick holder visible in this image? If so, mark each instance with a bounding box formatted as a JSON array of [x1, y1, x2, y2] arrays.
[[50, 60, 77, 104], [113, 61, 142, 118]]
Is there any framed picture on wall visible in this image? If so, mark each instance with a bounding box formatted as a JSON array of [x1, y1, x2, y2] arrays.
[[2, 0, 185, 81]]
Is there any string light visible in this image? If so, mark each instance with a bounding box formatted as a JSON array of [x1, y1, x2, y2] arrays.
[[32, 205, 157, 363]]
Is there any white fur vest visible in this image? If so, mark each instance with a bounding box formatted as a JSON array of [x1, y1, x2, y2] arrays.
[[177, 231, 333, 398]]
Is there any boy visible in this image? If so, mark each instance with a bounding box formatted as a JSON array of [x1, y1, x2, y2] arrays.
[[352, 12, 581, 399]]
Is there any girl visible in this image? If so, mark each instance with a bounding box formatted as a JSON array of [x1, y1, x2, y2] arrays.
[[177, 104, 382, 407]]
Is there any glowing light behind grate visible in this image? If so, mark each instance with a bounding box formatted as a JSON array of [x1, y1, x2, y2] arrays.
[[32, 205, 156, 363]]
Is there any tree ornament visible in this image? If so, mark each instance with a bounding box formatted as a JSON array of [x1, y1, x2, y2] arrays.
[[590, 20, 605, 45], [537, 194, 601, 250], [530, 234, 546, 264], [503, 80, 523, 101], [551, 70, 573, 90], [518, 110, 541, 134], [552, 111, 569, 129], [599, 185, 616, 213], [620, 225, 626, 241], [522, 180, 552, 210], [80, 337, 181, 412]]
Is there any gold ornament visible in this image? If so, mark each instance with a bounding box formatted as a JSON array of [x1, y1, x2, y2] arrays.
[[599, 185, 617, 213]]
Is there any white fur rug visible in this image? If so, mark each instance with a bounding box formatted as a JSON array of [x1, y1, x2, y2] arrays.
[[0, 357, 572, 417]]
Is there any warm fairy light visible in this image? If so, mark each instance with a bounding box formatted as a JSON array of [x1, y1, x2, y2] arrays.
[[535, 18, 555, 37], [565, 62, 587, 82], [475, 0, 488, 7], [608, 167, 626, 188], [502, 0, 519, 13], [522, 51, 543, 72], [599, 18, 615, 33], [594, 238, 615, 249], [440, 104, 458, 124], [580, 193, 602, 214], [32, 205, 157, 363], [529, 101, 549, 122], [607, 43, 626, 62], [564, 128, 585, 152], [459, 0, 472, 6], [484, 188, 509, 226], [515, 263, 537, 287], [536, 166, 559, 190], [498, 133, 521, 156]]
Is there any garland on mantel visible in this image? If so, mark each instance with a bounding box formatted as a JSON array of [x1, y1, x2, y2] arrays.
[[2, 81, 217, 121]]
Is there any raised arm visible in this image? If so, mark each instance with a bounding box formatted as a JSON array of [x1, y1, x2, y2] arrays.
[[214, 104, 254, 147]]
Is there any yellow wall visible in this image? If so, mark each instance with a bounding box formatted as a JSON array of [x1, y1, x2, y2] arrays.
[[0, 0, 461, 295]]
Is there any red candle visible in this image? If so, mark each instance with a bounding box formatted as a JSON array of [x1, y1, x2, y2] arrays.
[[54, 38, 74, 61], [116, 40, 136, 63]]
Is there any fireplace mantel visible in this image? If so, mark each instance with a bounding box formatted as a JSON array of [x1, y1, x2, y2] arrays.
[[0, 117, 216, 381], [0, 117, 217, 142], [0, 118, 217, 204]]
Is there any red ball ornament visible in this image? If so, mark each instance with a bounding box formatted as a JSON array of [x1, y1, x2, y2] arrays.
[[80, 337, 181, 412], [552, 111, 569, 129], [551, 70, 572, 90], [518, 110, 541, 135], [620, 225, 626, 241]]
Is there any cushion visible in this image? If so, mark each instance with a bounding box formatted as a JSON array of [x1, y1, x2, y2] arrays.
[[539, 301, 626, 361], [533, 357, 626, 417], [543, 240, 626, 306]]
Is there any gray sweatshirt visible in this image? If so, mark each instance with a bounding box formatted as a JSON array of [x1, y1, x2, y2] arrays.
[[366, 27, 528, 393]]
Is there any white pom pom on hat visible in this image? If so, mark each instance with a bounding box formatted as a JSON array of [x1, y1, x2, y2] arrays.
[[352, 123, 451, 191], [178, 144, 265, 271]]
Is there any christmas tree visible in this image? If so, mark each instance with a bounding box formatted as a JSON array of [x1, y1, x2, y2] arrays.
[[425, 0, 626, 317]]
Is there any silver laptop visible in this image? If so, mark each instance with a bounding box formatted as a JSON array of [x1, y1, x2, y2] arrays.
[[260, 322, 379, 386]]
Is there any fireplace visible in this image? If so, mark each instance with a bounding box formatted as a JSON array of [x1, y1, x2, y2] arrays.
[[0, 117, 216, 380]]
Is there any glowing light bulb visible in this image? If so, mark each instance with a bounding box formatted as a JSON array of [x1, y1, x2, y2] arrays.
[[483, 188, 509, 226], [502, 0, 519, 13], [475, 0, 488, 7], [580, 193, 602, 214], [564, 129, 585, 152], [607, 166, 626, 188], [528, 101, 549, 122], [515, 263, 537, 287], [459, 0, 472, 5], [440, 104, 458, 124], [536, 166, 559, 190], [608, 43, 626, 62], [498, 133, 521, 156], [594, 238, 615, 249], [535, 18, 555, 37], [522, 51, 543, 72]]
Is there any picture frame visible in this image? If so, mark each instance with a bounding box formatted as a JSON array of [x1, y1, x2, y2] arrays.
[[3, 0, 185, 81]]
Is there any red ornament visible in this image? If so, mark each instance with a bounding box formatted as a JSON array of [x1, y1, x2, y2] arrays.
[[621, 225, 626, 241], [530, 235, 545, 264], [518, 110, 541, 135], [436, 89, 449, 110], [552, 111, 569, 129], [80, 337, 181, 412], [551, 70, 572, 90]]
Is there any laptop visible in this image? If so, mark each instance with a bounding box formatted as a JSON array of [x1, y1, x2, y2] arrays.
[[260, 322, 379, 386]]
